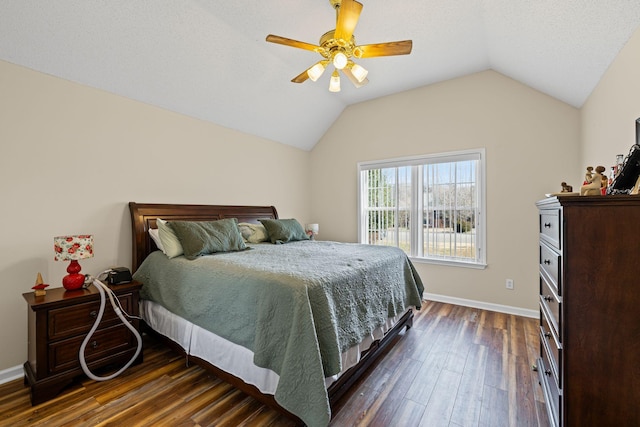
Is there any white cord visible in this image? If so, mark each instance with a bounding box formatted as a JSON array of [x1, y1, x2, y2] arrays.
[[79, 272, 143, 381]]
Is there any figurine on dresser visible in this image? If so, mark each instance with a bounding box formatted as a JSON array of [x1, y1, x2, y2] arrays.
[[580, 166, 606, 196]]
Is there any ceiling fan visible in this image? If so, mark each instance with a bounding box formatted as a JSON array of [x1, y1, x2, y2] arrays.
[[266, 0, 412, 92]]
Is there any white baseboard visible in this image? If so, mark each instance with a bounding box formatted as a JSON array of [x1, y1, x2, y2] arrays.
[[425, 292, 539, 319], [0, 364, 23, 385]]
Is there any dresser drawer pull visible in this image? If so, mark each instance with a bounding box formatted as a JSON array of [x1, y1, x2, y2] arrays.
[[91, 341, 98, 349], [544, 222, 552, 228], [543, 295, 554, 302], [544, 332, 552, 339], [544, 369, 552, 377], [89, 310, 98, 318], [543, 259, 551, 265]]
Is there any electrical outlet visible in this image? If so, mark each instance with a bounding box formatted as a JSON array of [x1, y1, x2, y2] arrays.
[[506, 279, 514, 290]]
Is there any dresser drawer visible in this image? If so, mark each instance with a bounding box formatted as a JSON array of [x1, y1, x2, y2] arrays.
[[48, 293, 133, 341], [540, 209, 561, 250], [540, 275, 561, 340], [540, 242, 561, 295], [48, 324, 136, 374], [537, 355, 560, 427], [540, 308, 561, 386]]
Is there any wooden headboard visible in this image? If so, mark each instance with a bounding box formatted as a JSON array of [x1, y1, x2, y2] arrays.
[[128, 202, 278, 272]]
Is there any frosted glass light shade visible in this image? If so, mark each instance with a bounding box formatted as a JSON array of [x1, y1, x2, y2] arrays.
[[332, 51, 348, 69], [307, 62, 326, 82], [329, 70, 341, 92], [351, 63, 368, 83]]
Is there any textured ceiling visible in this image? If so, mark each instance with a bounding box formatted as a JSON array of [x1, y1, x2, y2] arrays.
[[1, 1, 639, 150]]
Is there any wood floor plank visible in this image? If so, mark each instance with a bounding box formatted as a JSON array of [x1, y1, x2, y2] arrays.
[[418, 368, 462, 426], [479, 385, 510, 427], [0, 301, 550, 427], [356, 356, 421, 426], [450, 343, 488, 426], [392, 398, 426, 427]]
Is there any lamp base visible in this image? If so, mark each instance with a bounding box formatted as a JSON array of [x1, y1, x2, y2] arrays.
[[62, 260, 85, 291]]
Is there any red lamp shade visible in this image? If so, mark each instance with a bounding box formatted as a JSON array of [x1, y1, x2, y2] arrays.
[[54, 235, 94, 291]]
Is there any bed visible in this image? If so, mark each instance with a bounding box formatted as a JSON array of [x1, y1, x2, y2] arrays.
[[128, 202, 424, 427]]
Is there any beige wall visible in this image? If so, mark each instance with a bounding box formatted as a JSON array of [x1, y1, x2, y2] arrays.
[[7, 29, 638, 373], [581, 27, 640, 167], [0, 60, 311, 371], [310, 70, 581, 313]]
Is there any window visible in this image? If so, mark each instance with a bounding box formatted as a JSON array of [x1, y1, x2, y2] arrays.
[[358, 149, 486, 268]]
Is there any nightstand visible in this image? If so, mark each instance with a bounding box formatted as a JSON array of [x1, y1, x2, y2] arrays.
[[23, 281, 143, 405]]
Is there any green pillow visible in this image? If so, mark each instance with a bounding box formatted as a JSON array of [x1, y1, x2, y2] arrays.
[[168, 218, 247, 259], [259, 218, 310, 244]]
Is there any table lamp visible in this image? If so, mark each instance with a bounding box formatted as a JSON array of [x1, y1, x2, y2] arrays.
[[54, 234, 94, 290], [305, 223, 319, 240]]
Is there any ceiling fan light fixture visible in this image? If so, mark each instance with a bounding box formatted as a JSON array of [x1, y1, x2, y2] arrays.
[[332, 51, 348, 69], [307, 62, 327, 82], [329, 70, 341, 92], [350, 63, 368, 83], [266, 0, 412, 89]]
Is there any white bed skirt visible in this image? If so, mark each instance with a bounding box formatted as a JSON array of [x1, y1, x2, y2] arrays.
[[140, 300, 410, 394]]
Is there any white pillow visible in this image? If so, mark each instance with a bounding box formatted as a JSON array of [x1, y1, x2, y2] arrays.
[[238, 222, 269, 243], [156, 218, 184, 258], [149, 228, 165, 252]]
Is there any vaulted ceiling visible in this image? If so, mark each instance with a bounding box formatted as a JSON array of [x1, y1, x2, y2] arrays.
[[1, 1, 639, 150]]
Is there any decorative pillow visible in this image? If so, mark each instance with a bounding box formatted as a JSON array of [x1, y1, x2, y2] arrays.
[[169, 218, 247, 260], [258, 218, 310, 244], [148, 228, 166, 252], [237, 222, 270, 243], [156, 218, 184, 258]]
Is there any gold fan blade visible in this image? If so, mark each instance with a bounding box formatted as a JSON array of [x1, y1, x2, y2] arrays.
[[356, 40, 413, 58], [291, 70, 310, 83], [266, 34, 319, 52], [334, 0, 363, 42]]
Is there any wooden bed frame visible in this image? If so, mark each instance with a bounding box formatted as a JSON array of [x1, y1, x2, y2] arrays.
[[128, 202, 414, 422]]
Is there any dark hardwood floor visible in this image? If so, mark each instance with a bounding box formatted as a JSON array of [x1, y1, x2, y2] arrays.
[[0, 301, 549, 426]]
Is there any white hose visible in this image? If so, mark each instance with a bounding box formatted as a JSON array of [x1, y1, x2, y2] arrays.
[[79, 274, 143, 381]]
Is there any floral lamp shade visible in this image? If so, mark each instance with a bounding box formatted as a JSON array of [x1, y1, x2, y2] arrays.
[[54, 235, 93, 290]]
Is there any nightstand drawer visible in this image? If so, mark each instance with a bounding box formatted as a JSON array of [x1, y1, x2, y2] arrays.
[[48, 324, 136, 374], [48, 293, 133, 341]]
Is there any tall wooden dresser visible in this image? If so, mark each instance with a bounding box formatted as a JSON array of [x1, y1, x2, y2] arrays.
[[536, 195, 640, 427]]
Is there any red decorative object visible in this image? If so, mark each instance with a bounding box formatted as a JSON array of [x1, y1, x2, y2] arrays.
[[62, 259, 85, 290]]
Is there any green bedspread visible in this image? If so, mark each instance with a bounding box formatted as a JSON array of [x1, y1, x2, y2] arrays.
[[133, 240, 424, 427]]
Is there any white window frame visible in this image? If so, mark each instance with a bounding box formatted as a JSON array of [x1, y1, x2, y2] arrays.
[[357, 148, 487, 269]]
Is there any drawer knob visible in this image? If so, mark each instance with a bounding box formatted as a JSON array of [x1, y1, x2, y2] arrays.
[[89, 310, 98, 318], [544, 369, 552, 377], [543, 295, 553, 302], [91, 341, 98, 349], [544, 332, 552, 339], [543, 259, 551, 265], [544, 222, 552, 228]]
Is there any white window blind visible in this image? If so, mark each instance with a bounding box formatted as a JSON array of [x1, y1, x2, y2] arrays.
[[358, 149, 486, 268]]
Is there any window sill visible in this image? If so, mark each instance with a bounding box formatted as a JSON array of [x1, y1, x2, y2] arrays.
[[409, 257, 487, 270]]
